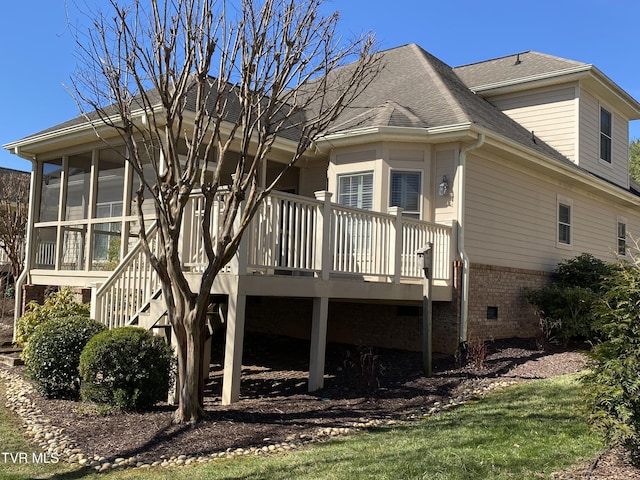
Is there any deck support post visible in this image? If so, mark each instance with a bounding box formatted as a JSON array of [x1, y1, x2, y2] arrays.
[[222, 291, 246, 405], [308, 296, 329, 392]]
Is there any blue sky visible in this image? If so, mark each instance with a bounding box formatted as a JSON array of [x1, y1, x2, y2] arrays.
[[1, 0, 639, 172]]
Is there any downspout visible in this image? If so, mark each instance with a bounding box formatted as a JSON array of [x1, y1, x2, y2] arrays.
[[12, 150, 37, 340], [456, 133, 485, 352]]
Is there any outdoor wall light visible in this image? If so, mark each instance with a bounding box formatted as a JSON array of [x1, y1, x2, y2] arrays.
[[438, 176, 449, 196]]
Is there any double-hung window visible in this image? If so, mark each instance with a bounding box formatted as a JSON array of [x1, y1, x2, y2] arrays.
[[389, 170, 422, 218], [618, 219, 627, 256], [337, 172, 373, 210], [600, 107, 612, 164], [558, 200, 572, 246]]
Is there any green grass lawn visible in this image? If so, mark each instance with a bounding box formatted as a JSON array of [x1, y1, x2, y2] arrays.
[[0, 375, 603, 480]]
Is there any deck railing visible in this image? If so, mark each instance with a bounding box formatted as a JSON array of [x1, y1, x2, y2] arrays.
[[91, 224, 162, 329], [187, 189, 453, 282], [93, 189, 453, 328]]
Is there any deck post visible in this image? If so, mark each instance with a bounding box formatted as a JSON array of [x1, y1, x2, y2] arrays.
[[222, 291, 246, 405], [314, 191, 333, 280], [308, 296, 329, 391], [387, 206, 404, 283]]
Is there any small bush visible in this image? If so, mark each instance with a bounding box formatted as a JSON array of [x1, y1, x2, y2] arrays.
[[79, 327, 173, 411], [526, 253, 614, 345], [22, 316, 106, 399], [341, 346, 383, 395], [582, 261, 640, 462], [466, 337, 488, 369], [16, 288, 90, 347]]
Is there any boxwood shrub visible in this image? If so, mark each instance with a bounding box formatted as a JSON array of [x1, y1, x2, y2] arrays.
[[22, 316, 106, 399], [79, 327, 173, 411]]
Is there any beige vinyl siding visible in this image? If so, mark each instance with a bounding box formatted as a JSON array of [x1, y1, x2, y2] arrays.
[[489, 85, 578, 161], [464, 153, 640, 272], [434, 148, 457, 224], [578, 89, 630, 188]]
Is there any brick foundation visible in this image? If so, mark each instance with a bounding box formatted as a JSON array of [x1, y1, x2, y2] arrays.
[[466, 263, 552, 343], [21, 285, 46, 314], [245, 296, 457, 354]]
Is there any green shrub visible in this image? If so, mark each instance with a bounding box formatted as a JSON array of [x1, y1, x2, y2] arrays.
[[22, 316, 106, 399], [582, 261, 640, 462], [526, 253, 614, 345], [15, 288, 90, 347], [79, 327, 173, 411]]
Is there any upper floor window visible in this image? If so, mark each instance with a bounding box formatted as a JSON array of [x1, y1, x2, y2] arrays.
[[390, 170, 422, 218], [337, 171, 373, 210], [600, 107, 612, 164]]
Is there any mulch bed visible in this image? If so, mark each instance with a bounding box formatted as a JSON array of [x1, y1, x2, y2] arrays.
[[2, 305, 640, 477]]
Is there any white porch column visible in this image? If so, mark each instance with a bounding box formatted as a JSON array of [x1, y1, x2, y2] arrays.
[[313, 191, 333, 280], [387, 206, 404, 283], [222, 292, 246, 405], [308, 296, 329, 392]]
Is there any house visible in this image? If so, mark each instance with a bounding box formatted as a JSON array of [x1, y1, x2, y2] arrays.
[[4, 44, 640, 403]]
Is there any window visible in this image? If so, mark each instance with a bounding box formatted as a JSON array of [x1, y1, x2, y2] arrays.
[[390, 171, 422, 218], [600, 107, 612, 163], [337, 172, 373, 210], [558, 202, 572, 245], [618, 220, 627, 256]]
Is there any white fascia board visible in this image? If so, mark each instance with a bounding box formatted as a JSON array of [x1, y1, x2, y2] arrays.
[[315, 123, 476, 149], [469, 65, 593, 95], [472, 65, 640, 119], [3, 108, 164, 157]]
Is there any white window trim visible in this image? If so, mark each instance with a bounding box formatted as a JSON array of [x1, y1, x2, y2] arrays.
[[336, 170, 375, 210], [599, 105, 613, 167], [556, 195, 573, 249], [388, 168, 423, 219], [617, 215, 628, 257]]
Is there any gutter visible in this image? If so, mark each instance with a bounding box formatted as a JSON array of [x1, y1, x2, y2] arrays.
[[456, 133, 485, 351]]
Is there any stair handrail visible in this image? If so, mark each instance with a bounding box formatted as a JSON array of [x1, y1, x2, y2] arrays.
[[92, 221, 162, 329]]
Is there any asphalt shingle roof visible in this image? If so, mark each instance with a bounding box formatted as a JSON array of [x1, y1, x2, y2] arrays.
[[7, 44, 592, 169], [453, 51, 587, 89], [326, 44, 571, 165]]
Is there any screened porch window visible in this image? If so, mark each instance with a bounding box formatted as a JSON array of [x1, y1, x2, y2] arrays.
[[39, 160, 62, 222], [390, 170, 421, 218], [337, 171, 373, 210]]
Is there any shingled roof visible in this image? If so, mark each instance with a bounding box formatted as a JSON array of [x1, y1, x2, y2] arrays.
[[3, 44, 607, 171], [453, 51, 587, 89], [326, 44, 571, 165]]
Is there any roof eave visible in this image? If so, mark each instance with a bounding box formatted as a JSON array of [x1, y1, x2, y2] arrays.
[[2, 109, 161, 158], [315, 123, 477, 148], [469, 65, 592, 95], [476, 125, 640, 206], [470, 65, 640, 120]]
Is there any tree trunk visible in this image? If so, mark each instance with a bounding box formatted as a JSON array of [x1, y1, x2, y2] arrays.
[[172, 309, 206, 423]]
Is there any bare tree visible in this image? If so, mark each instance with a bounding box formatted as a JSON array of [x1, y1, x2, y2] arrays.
[[70, 0, 379, 423], [0, 171, 29, 282]]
